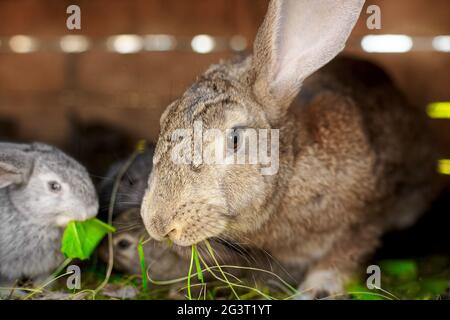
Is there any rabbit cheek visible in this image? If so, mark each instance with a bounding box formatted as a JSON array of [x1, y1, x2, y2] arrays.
[[10, 180, 59, 222], [221, 167, 273, 231]]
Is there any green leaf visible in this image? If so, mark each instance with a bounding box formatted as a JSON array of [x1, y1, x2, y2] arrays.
[[61, 218, 115, 260]]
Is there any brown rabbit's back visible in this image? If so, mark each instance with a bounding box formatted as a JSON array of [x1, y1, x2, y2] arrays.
[[245, 58, 439, 269], [293, 57, 438, 232]]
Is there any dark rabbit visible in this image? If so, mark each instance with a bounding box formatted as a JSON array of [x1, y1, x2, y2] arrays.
[[98, 144, 155, 219]]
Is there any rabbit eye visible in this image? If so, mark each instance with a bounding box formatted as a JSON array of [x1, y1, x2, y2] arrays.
[[228, 128, 244, 152], [117, 239, 132, 250], [48, 181, 62, 193]]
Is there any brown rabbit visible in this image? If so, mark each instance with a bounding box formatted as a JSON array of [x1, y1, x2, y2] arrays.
[[141, 0, 439, 298]]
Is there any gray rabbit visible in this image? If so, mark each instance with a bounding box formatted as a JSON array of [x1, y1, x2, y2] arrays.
[[0, 142, 99, 291]]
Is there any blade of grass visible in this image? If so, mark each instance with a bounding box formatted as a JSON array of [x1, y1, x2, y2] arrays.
[[197, 246, 284, 300], [138, 239, 148, 291], [204, 240, 240, 300], [187, 245, 195, 300], [146, 240, 298, 300], [94, 141, 146, 297], [207, 264, 297, 294], [22, 270, 75, 300], [192, 244, 204, 283], [147, 255, 297, 300], [22, 257, 73, 300]]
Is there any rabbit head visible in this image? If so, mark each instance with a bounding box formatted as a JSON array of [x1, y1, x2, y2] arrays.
[[99, 145, 154, 218], [0, 142, 98, 227], [141, 0, 365, 247]]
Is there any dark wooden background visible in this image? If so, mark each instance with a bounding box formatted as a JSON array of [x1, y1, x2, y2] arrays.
[[0, 0, 449, 164]]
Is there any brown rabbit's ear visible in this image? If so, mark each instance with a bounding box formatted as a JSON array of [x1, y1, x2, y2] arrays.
[[159, 104, 172, 127], [252, 0, 365, 120]]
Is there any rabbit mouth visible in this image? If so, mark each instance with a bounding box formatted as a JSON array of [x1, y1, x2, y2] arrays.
[[55, 215, 75, 227], [171, 212, 230, 247], [54, 211, 93, 227], [142, 203, 230, 247], [166, 224, 227, 247], [168, 236, 250, 263]]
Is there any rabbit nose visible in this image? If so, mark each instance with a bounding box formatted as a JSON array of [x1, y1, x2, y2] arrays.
[[82, 205, 98, 220], [149, 216, 173, 241], [167, 227, 179, 239]]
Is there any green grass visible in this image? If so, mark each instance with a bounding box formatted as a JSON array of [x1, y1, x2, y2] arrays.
[[3, 252, 448, 300], [137, 238, 148, 291], [347, 256, 450, 300]]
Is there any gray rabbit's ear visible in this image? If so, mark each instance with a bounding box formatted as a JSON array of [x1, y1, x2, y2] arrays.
[[252, 0, 365, 119], [0, 146, 33, 188]]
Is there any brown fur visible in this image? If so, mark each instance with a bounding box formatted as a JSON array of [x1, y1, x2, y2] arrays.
[[141, 0, 439, 298]]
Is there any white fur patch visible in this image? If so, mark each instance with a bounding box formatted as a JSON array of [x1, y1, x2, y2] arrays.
[[297, 269, 344, 300]]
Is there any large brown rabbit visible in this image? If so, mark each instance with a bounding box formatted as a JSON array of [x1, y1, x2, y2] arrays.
[[141, 0, 439, 298]]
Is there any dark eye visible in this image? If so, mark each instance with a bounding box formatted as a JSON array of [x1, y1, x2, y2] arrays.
[[117, 239, 131, 250], [228, 128, 244, 152], [48, 181, 62, 193]]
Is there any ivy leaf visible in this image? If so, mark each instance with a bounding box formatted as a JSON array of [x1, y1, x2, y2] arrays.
[[61, 218, 115, 260]]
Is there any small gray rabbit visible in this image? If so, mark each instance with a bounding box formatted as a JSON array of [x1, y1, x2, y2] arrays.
[[141, 0, 440, 299], [99, 144, 154, 218], [0, 142, 99, 290]]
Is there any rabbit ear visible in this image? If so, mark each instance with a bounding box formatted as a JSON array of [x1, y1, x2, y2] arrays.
[[0, 145, 33, 188], [252, 0, 365, 118]]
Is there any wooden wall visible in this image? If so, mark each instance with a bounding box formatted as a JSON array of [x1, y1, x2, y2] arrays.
[[0, 0, 449, 159]]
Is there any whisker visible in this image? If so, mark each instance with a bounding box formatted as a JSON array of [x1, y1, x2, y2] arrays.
[[116, 201, 142, 206], [224, 226, 298, 284], [115, 225, 143, 233]]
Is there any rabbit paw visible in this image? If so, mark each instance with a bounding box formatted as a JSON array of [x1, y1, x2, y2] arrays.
[[296, 270, 347, 300]]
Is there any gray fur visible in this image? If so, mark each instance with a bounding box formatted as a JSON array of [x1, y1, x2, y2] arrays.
[[99, 145, 154, 218], [0, 142, 98, 286]]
